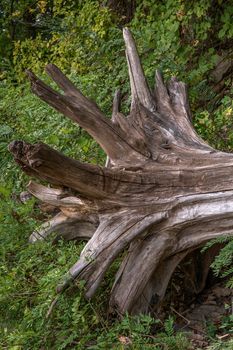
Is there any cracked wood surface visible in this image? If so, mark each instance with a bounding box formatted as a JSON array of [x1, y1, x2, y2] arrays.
[[9, 28, 233, 315]]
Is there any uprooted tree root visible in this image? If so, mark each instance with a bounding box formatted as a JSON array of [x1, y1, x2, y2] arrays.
[[9, 28, 233, 315]]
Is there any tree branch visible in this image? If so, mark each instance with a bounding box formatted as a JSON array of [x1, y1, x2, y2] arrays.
[[9, 141, 110, 199], [167, 77, 192, 122], [29, 212, 96, 243], [123, 28, 155, 112], [26, 68, 148, 163], [112, 89, 122, 119], [27, 181, 91, 210], [110, 231, 172, 314], [154, 70, 173, 115], [56, 210, 166, 296]]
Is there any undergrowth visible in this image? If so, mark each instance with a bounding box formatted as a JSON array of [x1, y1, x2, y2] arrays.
[[0, 0, 233, 348], [0, 191, 191, 349]]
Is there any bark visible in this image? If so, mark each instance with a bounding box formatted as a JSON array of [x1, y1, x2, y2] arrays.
[[9, 28, 233, 315]]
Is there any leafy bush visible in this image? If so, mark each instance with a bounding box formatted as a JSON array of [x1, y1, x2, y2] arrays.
[[211, 238, 233, 288], [206, 338, 233, 350], [194, 94, 233, 151], [1, 0, 233, 348]]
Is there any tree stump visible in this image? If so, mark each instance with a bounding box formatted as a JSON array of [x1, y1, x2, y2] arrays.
[[9, 28, 233, 315]]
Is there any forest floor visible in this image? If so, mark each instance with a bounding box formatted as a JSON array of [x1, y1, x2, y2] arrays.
[[161, 279, 233, 349]]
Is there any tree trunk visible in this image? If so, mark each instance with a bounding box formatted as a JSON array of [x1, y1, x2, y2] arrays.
[[9, 28, 233, 315]]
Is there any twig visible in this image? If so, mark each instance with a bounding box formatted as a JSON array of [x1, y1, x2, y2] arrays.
[[217, 334, 230, 340], [171, 305, 206, 334], [170, 306, 191, 329], [46, 296, 59, 319]]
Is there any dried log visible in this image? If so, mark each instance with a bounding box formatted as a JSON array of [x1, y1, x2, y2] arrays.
[[9, 28, 233, 315]]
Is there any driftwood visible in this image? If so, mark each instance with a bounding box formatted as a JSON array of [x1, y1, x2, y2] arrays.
[[9, 28, 233, 315]]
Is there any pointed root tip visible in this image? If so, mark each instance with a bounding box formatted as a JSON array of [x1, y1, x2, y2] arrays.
[[8, 140, 33, 156], [8, 140, 24, 154], [123, 27, 132, 40], [56, 272, 73, 293], [115, 89, 121, 96], [45, 63, 59, 75], [26, 180, 43, 196], [29, 232, 40, 243], [113, 89, 121, 107], [26, 180, 33, 190], [155, 70, 163, 81], [45, 63, 54, 70], [170, 76, 179, 83], [25, 69, 36, 81]]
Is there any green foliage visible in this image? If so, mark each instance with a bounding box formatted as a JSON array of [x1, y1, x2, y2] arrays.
[[11, 1, 123, 83], [202, 235, 233, 294], [130, 0, 219, 83], [211, 239, 233, 288], [0, 80, 105, 191], [0, 196, 190, 349], [0, 189, 190, 349], [206, 338, 233, 350], [0, 0, 233, 348], [194, 94, 233, 151], [94, 315, 190, 350]]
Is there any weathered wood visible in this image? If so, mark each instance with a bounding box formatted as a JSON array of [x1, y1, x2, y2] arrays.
[[123, 28, 155, 113], [29, 213, 96, 243], [112, 89, 122, 119], [26, 68, 149, 165], [9, 28, 233, 315]]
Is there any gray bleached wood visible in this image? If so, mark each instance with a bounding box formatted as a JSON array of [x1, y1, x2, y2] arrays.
[[9, 28, 233, 315], [29, 213, 96, 243], [123, 28, 155, 113]]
